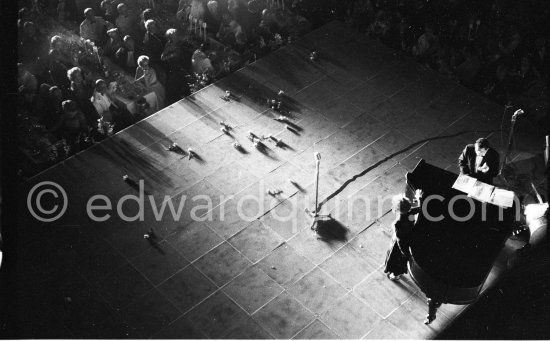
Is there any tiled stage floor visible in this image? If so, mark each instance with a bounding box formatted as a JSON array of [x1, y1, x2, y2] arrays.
[[15, 21, 547, 338]]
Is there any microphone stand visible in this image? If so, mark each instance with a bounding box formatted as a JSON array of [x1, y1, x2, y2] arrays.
[[305, 153, 331, 235], [499, 109, 524, 183]]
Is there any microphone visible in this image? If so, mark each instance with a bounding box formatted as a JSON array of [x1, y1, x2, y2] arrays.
[[512, 109, 525, 117], [545, 135, 549, 167], [511, 109, 524, 122]]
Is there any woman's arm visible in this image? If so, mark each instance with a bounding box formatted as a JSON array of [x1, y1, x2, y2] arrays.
[[134, 67, 145, 83]]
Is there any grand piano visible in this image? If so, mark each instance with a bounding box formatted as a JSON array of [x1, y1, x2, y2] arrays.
[[405, 160, 518, 323]]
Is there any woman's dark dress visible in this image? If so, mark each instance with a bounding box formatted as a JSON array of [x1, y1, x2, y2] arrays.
[[384, 214, 415, 276]]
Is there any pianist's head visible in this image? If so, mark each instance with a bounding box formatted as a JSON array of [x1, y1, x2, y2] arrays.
[[392, 195, 412, 215], [474, 138, 490, 156]]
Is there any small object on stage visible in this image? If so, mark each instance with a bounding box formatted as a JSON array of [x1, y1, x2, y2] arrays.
[[289, 179, 302, 189], [220, 121, 232, 130], [278, 90, 285, 97], [248, 131, 258, 141], [269, 135, 283, 147], [232, 142, 242, 149], [187, 148, 195, 159], [310, 51, 318, 61], [144, 228, 155, 239], [267, 188, 282, 196], [221, 90, 232, 101], [268, 99, 282, 110], [167, 142, 185, 154], [122, 174, 130, 182]]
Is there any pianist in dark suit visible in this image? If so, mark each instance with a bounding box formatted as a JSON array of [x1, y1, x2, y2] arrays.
[[384, 190, 423, 281], [458, 138, 500, 184]]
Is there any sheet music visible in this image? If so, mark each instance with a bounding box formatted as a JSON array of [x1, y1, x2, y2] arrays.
[[452, 174, 515, 208], [469, 181, 495, 202], [452, 174, 477, 193], [490, 188, 515, 208]]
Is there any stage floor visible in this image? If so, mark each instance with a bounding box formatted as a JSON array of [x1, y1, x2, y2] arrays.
[[14, 21, 547, 338]]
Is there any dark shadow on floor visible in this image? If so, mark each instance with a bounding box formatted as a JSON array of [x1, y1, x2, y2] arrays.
[[315, 217, 349, 243]]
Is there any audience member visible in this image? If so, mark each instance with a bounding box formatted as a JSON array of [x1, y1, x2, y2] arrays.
[[104, 27, 125, 57], [100, 0, 119, 23], [191, 43, 215, 76], [143, 19, 166, 66], [18, 21, 46, 65], [115, 3, 140, 41], [18, 63, 39, 94], [135, 55, 166, 108], [80, 8, 114, 45], [162, 28, 192, 103], [55, 99, 90, 155], [66, 66, 99, 127], [114, 35, 139, 72]]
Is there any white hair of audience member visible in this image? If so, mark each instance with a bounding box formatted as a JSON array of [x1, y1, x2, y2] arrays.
[[137, 55, 149, 67], [144, 19, 156, 32], [107, 27, 120, 35], [207, 0, 219, 15], [165, 28, 177, 39], [50, 35, 62, 47], [67, 67, 82, 82]]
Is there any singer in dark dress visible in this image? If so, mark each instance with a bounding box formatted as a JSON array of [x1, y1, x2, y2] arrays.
[[458, 137, 500, 184], [384, 190, 423, 281]]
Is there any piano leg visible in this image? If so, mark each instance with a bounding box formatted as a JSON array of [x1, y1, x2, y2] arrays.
[[424, 298, 442, 325]]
